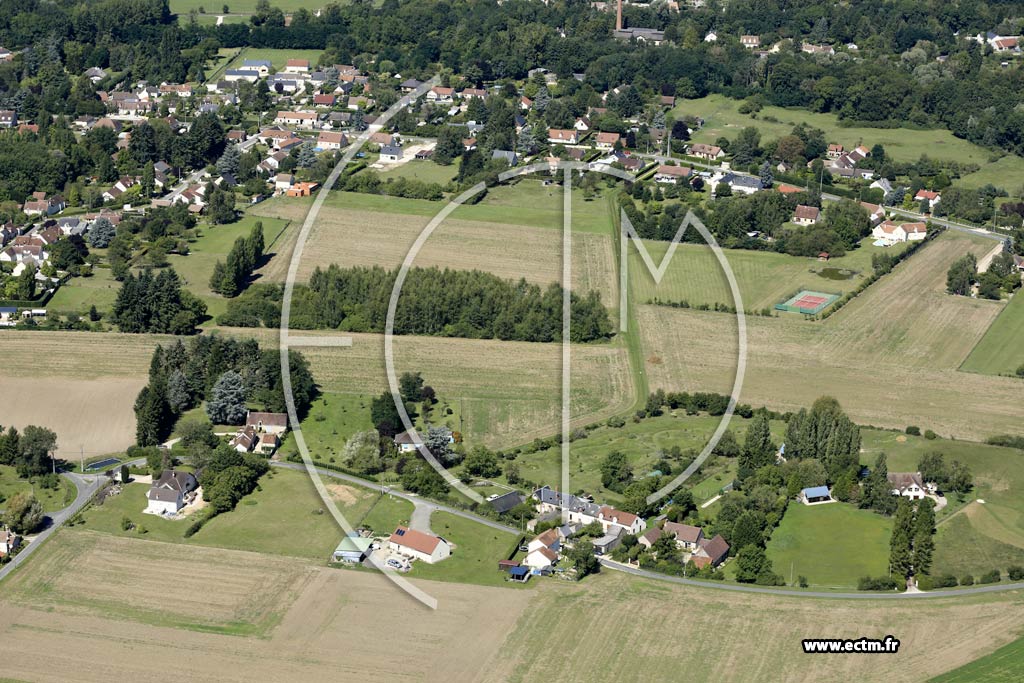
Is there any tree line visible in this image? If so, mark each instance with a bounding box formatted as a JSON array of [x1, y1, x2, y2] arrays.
[[218, 265, 613, 343], [111, 268, 207, 334], [210, 222, 265, 297]]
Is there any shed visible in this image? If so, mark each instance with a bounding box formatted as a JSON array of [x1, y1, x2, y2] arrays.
[[332, 535, 373, 563], [800, 485, 831, 504], [508, 566, 530, 583]]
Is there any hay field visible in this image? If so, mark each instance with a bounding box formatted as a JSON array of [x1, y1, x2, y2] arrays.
[[637, 232, 1021, 439], [483, 572, 1024, 683], [0, 531, 532, 683]]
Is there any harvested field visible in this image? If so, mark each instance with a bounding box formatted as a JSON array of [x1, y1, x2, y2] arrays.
[[482, 572, 1024, 683], [637, 232, 1022, 440]]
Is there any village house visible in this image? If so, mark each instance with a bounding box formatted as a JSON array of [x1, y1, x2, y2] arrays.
[[230, 425, 258, 453], [595, 131, 620, 149], [802, 43, 835, 55], [740, 35, 760, 48], [860, 201, 886, 226], [312, 93, 336, 107], [388, 526, 451, 564], [639, 521, 705, 552], [827, 144, 844, 159], [460, 88, 487, 99], [548, 128, 579, 145], [316, 130, 349, 151], [284, 58, 311, 74], [653, 164, 693, 184], [531, 486, 647, 535], [145, 470, 199, 516], [22, 192, 66, 217], [274, 111, 318, 129], [792, 204, 820, 226], [241, 59, 272, 76], [888, 472, 934, 500], [872, 220, 927, 245], [426, 86, 455, 103], [573, 116, 591, 132], [0, 110, 17, 128], [102, 176, 138, 203], [380, 143, 403, 162], [394, 430, 423, 453], [800, 485, 832, 504], [715, 172, 763, 195], [245, 411, 288, 435], [0, 529, 21, 557], [689, 143, 724, 160], [691, 535, 730, 569], [914, 189, 941, 211]]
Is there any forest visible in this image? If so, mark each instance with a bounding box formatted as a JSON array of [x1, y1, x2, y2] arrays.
[[217, 264, 614, 343]]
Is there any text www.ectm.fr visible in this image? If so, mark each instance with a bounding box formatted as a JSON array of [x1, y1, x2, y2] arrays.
[[802, 637, 900, 654]]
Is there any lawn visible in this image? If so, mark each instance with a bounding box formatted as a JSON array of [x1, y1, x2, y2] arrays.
[[766, 501, 893, 589], [164, 214, 289, 320], [377, 159, 460, 185], [931, 632, 1024, 682], [46, 266, 121, 316], [223, 47, 324, 72], [961, 291, 1024, 376], [629, 236, 905, 312], [409, 512, 524, 588], [0, 465, 75, 513], [171, 0, 331, 13], [676, 93, 1011, 167]]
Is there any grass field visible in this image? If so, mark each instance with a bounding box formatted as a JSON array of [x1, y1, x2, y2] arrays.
[[961, 291, 1024, 376], [46, 267, 121, 316], [630, 236, 905, 311], [676, 93, 1011, 168], [410, 512, 523, 587], [378, 159, 460, 185], [637, 231, 1021, 440], [0, 465, 74, 513], [766, 502, 893, 589], [932, 633, 1024, 682], [222, 47, 324, 72], [171, 0, 329, 14], [957, 155, 1024, 195]]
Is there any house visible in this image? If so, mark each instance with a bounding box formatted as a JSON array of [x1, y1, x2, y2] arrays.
[[22, 193, 66, 217], [0, 529, 21, 557], [528, 528, 561, 555], [799, 485, 832, 504], [462, 137, 477, 151], [598, 506, 645, 535], [0, 110, 17, 128], [427, 86, 455, 103], [914, 189, 941, 211], [332, 534, 373, 563], [639, 521, 705, 552], [595, 131, 620, 149], [573, 116, 591, 132], [872, 220, 907, 245], [548, 128, 578, 145], [460, 88, 487, 99], [860, 201, 886, 225], [316, 131, 348, 150], [888, 472, 928, 500], [827, 144, 844, 159], [740, 35, 760, 48], [801, 43, 835, 55], [245, 411, 288, 435], [704, 31, 718, 42], [241, 59, 273, 76], [274, 111, 318, 129], [399, 78, 422, 93], [488, 491, 526, 514], [267, 75, 300, 93], [380, 144, 403, 162], [592, 526, 624, 555], [613, 27, 665, 44], [394, 430, 423, 453], [286, 182, 319, 197], [387, 526, 451, 564], [313, 94, 337, 107], [991, 37, 1020, 53], [284, 58, 311, 73], [792, 204, 820, 226], [145, 470, 199, 515], [102, 176, 138, 202], [159, 84, 193, 98], [84, 66, 107, 83], [230, 425, 257, 453], [491, 149, 518, 166], [689, 143, 724, 160], [691, 534, 730, 568], [654, 165, 692, 184], [524, 545, 558, 571], [716, 172, 764, 195], [870, 177, 893, 195]]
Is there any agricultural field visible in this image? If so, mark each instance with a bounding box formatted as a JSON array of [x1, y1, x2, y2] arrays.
[[676, 93, 1012, 168], [629, 236, 906, 311], [482, 571, 1024, 683], [961, 291, 1024, 377], [931, 633, 1024, 682], [766, 502, 893, 589], [637, 231, 1021, 440]]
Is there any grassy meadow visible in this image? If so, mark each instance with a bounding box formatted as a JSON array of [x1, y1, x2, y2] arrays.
[[961, 291, 1024, 377], [0, 465, 75, 513], [410, 512, 524, 588]]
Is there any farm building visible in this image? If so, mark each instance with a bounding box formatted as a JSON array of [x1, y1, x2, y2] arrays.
[[332, 535, 373, 564], [387, 526, 451, 564], [799, 486, 832, 505], [488, 490, 526, 514]]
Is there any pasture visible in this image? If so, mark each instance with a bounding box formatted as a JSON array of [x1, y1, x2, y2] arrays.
[[377, 158, 460, 185], [766, 502, 893, 589], [957, 155, 1024, 195], [629, 236, 903, 311], [676, 93, 1011, 167], [636, 231, 1021, 440], [171, 0, 331, 14], [961, 291, 1024, 377]]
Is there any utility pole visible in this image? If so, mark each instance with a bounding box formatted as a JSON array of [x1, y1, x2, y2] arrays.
[[80, 445, 84, 474]]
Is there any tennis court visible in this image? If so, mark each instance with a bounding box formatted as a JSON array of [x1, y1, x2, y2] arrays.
[[775, 290, 840, 315]]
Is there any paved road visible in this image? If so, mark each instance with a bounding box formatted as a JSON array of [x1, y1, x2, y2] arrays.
[[600, 558, 1024, 600], [271, 461, 521, 535], [0, 471, 105, 582]]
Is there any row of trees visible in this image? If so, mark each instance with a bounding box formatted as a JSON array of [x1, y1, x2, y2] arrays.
[[890, 498, 936, 579], [0, 425, 58, 478], [134, 336, 315, 446], [221, 265, 613, 343], [210, 222, 265, 297]]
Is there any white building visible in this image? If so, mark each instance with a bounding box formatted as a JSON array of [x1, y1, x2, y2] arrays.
[[145, 470, 198, 515], [387, 526, 451, 564]]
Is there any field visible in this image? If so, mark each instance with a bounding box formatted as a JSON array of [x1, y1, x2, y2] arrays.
[[932, 633, 1024, 682], [171, 0, 330, 14], [766, 502, 893, 589], [222, 47, 324, 72], [0, 465, 74, 513], [378, 158, 460, 185], [958, 155, 1024, 195], [677, 93, 1012, 168], [637, 231, 1021, 440], [46, 266, 121, 315], [961, 291, 1024, 376], [629, 236, 904, 311]]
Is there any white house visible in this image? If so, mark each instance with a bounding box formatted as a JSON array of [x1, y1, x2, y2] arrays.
[[689, 143, 724, 160], [524, 546, 558, 571], [872, 220, 926, 245], [597, 506, 645, 535], [639, 521, 704, 552], [245, 411, 288, 435], [594, 132, 620, 149], [888, 472, 928, 500], [394, 431, 423, 453], [316, 131, 348, 151], [387, 526, 451, 564], [531, 487, 647, 535], [274, 111, 318, 129], [0, 529, 21, 557], [527, 528, 561, 554], [284, 58, 311, 74], [792, 204, 820, 226], [380, 144, 403, 162], [547, 128, 578, 145], [145, 470, 198, 515], [914, 189, 941, 211], [653, 165, 692, 184]]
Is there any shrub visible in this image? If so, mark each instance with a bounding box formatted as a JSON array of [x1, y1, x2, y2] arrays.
[[924, 429, 938, 440], [905, 426, 921, 436], [979, 569, 1001, 584], [1008, 566, 1024, 581], [606, 416, 626, 428], [858, 576, 901, 591], [960, 574, 974, 586]]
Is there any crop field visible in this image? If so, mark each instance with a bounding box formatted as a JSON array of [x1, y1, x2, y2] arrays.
[[932, 633, 1024, 682], [766, 502, 893, 589], [482, 571, 1024, 683], [636, 231, 1021, 440], [629, 236, 905, 311], [0, 531, 531, 683], [676, 93, 1012, 167], [290, 204, 618, 306], [961, 291, 1024, 376]]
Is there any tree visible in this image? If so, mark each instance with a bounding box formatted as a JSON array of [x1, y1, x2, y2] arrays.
[[913, 499, 935, 575], [759, 161, 774, 189], [889, 498, 914, 578], [600, 450, 633, 493], [134, 383, 171, 446], [342, 430, 384, 474], [738, 412, 773, 481], [217, 143, 241, 176], [564, 539, 600, 578], [948, 460, 973, 494], [370, 391, 402, 436], [88, 217, 116, 248], [399, 371, 424, 403], [17, 426, 57, 477], [166, 368, 191, 413], [425, 426, 457, 466], [4, 491, 44, 534], [296, 141, 317, 168], [207, 184, 236, 224], [730, 510, 765, 552], [861, 453, 897, 515], [824, 200, 871, 248], [734, 545, 773, 583], [917, 452, 947, 487], [434, 126, 464, 165], [463, 446, 501, 478], [205, 370, 247, 425], [946, 254, 977, 296]]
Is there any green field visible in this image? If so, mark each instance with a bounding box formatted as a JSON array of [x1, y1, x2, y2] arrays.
[[677, 93, 1012, 167], [409, 512, 524, 587], [629, 236, 905, 311], [931, 633, 1024, 682], [958, 154, 1024, 195], [377, 159, 460, 185], [766, 501, 893, 589], [46, 267, 121, 316], [961, 292, 1024, 376], [223, 47, 325, 72], [0, 465, 75, 513], [164, 214, 289, 320]]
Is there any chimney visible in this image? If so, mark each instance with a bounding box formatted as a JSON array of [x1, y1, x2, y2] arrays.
[[616, 0, 622, 31]]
